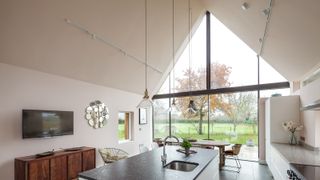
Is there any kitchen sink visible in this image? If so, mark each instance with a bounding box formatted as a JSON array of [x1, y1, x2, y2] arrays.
[[164, 161, 199, 172]]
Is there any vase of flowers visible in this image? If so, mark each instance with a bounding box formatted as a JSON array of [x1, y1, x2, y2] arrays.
[[181, 138, 192, 156], [282, 120, 303, 145]]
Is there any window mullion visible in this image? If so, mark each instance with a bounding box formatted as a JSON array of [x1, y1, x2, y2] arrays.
[[206, 11, 211, 90]]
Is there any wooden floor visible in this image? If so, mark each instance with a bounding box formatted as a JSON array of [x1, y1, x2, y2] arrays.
[[219, 159, 273, 180]]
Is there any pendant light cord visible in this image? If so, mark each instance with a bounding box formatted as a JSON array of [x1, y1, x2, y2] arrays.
[[172, 0, 175, 94], [188, 0, 192, 93], [145, 0, 148, 91]]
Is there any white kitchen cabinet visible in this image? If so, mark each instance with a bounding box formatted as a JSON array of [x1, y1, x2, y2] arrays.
[[265, 95, 300, 179], [268, 145, 290, 180], [196, 153, 219, 180]]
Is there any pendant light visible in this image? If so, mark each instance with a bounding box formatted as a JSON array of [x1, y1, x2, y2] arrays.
[[187, 100, 197, 114], [186, 0, 197, 116], [168, 0, 179, 114], [137, 0, 153, 109]]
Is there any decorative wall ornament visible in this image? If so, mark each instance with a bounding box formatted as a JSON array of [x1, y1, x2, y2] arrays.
[[85, 100, 109, 128]]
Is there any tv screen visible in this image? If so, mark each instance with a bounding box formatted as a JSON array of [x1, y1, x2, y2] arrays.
[[22, 109, 74, 139]]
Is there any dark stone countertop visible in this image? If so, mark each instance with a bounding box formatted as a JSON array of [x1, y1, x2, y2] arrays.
[[79, 146, 219, 180]]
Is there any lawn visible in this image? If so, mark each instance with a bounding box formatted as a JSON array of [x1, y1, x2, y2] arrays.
[[118, 124, 125, 141], [118, 122, 258, 145], [154, 122, 258, 145]]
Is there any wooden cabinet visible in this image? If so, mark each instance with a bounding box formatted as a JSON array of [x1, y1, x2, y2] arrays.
[[82, 149, 95, 171], [50, 156, 67, 180], [28, 159, 50, 180], [15, 147, 95, 180], [67, 152, 82, 180]]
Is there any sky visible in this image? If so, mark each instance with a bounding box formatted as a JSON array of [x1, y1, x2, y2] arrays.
[[159, 13, 288, 95]]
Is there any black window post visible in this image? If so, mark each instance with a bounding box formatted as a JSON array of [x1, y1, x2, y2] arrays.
[[206, 11, 211, 90]]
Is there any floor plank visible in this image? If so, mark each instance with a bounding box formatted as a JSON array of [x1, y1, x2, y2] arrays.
[[219, 159, 273, 180]]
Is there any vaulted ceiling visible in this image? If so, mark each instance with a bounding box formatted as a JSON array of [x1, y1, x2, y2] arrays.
[[202, 0, 320, 81], [1, 0, 320, 95], [0, 0, 205, 95]]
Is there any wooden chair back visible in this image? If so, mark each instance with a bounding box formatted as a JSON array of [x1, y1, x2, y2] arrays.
[[232, 144, 242, 155]]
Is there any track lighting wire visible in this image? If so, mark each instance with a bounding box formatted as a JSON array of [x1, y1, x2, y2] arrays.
[[64, 18, 162, 74]]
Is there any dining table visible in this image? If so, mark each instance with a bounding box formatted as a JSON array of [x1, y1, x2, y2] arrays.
[[154, 138, 230, 169], [192, 140, 230, 168]]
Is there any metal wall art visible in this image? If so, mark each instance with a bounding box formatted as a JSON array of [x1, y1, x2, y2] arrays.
[[85, 100, 109, 128]]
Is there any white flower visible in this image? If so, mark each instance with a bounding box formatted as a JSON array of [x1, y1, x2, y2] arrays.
[[282, 120, 303, 132]]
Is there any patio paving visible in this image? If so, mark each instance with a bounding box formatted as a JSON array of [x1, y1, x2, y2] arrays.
[[225, 144, 258, 161]]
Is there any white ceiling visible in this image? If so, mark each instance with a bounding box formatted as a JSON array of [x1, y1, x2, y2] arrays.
[[1, 0, 320, 95], [0, 0, 205, 95], [202, 0, 320, 81]]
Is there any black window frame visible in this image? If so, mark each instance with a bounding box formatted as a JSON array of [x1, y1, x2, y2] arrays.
[[152, 11, 289, 141]]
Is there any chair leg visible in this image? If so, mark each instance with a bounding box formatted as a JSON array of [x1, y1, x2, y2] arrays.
[[235, 157, 239, 168], [223, 156, 240, 173], [236, 156, 241, 169]]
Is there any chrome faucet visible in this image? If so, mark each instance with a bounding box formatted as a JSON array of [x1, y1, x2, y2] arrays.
[[161, 135, 179, 167]]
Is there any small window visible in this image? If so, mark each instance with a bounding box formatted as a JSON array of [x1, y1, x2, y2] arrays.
[[118, 112, 133, 141]]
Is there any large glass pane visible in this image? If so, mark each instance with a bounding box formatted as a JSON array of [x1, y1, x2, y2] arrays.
[[173, 16, 206, 93], [210, 14, 258, 88], [153, 99, 170, 139], [157, 76, 169, 94], [171, 96, 209, 140], [260, 58, 287, 84], [209, 92, 258, 160]]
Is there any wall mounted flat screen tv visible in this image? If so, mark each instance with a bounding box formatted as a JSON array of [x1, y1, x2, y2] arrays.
[[22, 109, 74, 139]]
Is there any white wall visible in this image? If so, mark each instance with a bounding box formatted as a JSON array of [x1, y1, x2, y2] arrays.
[[0, 63, 152, 179], [297, 78, 320, 148], [258, 98, 267, 163]]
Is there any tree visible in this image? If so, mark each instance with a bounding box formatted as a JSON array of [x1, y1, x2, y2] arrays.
[[175, 63, 232, 135], [223, 92, 257, 132]]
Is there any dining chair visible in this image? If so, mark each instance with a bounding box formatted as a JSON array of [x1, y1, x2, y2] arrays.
[[224, 144, 242, 173], [151, 142, 159, 149], [99, 148, 129, 164], [139, 144, 149, 153]]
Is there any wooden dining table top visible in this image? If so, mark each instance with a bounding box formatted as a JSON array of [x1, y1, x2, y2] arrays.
[[155, 138, 230, 147], [193, 140, 230, 147]]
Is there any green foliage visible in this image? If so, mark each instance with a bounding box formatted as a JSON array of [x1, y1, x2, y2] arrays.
[[118, 124, 125, 141], [181, 138, 192, 149], [154, 122, 258, 145]]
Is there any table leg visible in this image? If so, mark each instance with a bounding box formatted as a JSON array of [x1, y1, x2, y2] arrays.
[[218, 146, 225, 169]]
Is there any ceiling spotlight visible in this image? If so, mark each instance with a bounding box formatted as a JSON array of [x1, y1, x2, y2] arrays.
[[241, 2, 249, 10], [262, 8, 270, 16]]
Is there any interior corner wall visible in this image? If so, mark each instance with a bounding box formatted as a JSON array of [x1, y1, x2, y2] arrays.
[[258, 98, 267, 163], [297, 77, 320, 148], [0, 63, 152, 180]]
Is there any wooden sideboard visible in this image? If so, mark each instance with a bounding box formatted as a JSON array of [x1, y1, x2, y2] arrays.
[[15, 147, 95, 180]]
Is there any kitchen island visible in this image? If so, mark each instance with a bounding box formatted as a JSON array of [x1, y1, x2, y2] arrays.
[[79, 146, 219, 180]]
